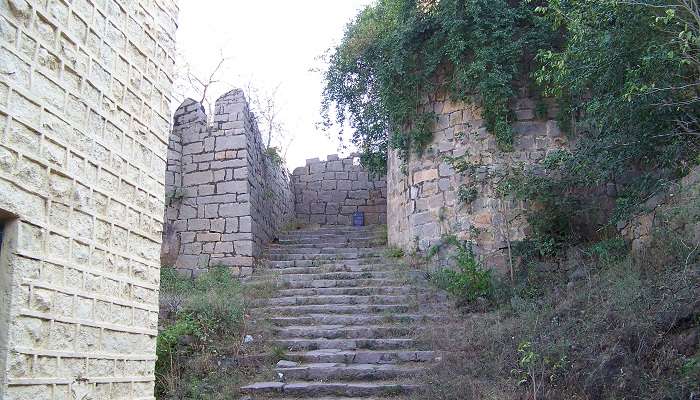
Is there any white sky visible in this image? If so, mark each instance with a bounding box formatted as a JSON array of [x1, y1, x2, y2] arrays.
[[174, 0, 375, 169]]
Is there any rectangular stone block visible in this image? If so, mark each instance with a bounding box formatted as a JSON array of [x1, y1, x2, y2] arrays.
[[215, 135, 247, 151]]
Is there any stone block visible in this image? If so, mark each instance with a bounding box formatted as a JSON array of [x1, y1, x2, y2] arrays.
[[211, 218, 226, 233], [225, 218, 239, 233], [310, 214, 326, 224], [321, 180, 337, 190], [326, 203, 340, 214], [183, 170, 213, 186], [214, 242, 234, 253], [327, 161, 343, 172], [204, 204, 219, 218], [293, 166, 308, 175], [310, 202, 325, 214], [349, 190, 369, 200], [309, 162, 326, 174], [239, 216, 252, 232], [188, 219, 210, 231], [234, 241, 253, 257], [219, 203, 248, 217], [217, 180, 247, 194], [215, 134, 247, 151], [196, 232, 221, 242], [337, 180, 352, 190], [413, 169, 438, 184]]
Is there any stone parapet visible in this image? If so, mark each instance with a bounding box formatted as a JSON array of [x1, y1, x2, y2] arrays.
[[291, 155, 387, 226], [162, 90, 294, 277]]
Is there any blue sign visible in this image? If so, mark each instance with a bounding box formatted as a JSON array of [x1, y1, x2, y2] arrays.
[[353, 212, 365, 226]]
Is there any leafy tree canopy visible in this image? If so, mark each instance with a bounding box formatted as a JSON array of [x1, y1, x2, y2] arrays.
[[322, 0, 700, 181]]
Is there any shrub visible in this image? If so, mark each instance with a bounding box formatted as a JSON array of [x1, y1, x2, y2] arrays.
[[156, 267, 267, 399], [385, 246, 406, 258], [428, 235, 493, 303]]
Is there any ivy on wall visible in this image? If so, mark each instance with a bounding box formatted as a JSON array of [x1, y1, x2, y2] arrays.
[[322, 0, 699, 184], [321, 0, 555, 175]]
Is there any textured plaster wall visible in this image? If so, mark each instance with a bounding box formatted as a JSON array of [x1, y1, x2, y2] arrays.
[[0, 0, 178, 398], [162, 89, 294, 278], [387, 91, 567, 270], [292, 155, 387, 226]]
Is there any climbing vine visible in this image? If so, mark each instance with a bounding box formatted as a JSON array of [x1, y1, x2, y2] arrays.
[[323, 0, 700, 239], [322, 0, 555, 174]]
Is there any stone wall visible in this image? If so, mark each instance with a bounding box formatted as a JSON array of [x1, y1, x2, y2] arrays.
[[387, 92, 567, 270], [292, 155, 387, 226], [620, 165, 700, 260], [0, 0, 178, 398], [162, 89, 294, 277]]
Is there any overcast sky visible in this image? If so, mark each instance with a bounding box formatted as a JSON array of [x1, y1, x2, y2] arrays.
[[175, 0, 374, 169]]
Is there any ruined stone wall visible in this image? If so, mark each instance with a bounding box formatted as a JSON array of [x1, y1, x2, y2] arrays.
[[0, 0, 178, 398], [620, 165, 700, 259], [388, 93, 567, 270], [292, 155, 387, 226], [162, 89, 294, 277]]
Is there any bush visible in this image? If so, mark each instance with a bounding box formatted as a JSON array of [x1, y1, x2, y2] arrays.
[[428, 235, 493, 303], [385, 246, 406, 258], [156, 267, 274, 399]]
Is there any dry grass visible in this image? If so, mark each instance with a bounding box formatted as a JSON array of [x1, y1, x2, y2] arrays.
[[156, 266, 281, 400], [409, 240, 699, 400]]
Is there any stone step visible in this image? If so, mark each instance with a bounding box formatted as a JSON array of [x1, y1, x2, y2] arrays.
[[276, 362, 422, 381], [277, 229, 382, 237], [276, 278, 407, 290], [267, 259, 388, 268], [281, 225, 384, 235], [260, 271, 398, 282], [272, 338, 416, 351], [255, 303, 413, 316], [249, 397, 402, 400], [276, 286, 412, 297], [267, 313, 439, 327], [262, 294, 411, 307], [266, 264, 398, 276], [275, 237, 385, 245], [240, 380, 417, 397], [276, 232, 386, 239], [267, 253, 383, 261], [285, 349, 436, 365], [267, 246, 387, 254], [268, 242, 383, 249], [274, 324, 411, 340]]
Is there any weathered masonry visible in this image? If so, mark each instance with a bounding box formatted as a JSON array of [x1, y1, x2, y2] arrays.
[[387, 92, 567, 270], [0, 0, 178, 398], [162, 91, 295, 277], [292, 155, 387, 226]]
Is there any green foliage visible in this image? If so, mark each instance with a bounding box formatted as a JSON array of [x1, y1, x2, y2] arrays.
[[457, 184, 478, 205], [586, 236, 629, 265], [155, 316, 197, 380], [385, 246, 406, 258], [530, 0, 700, 218], [429, 235, 493, 302], [265, 146, 283, 166], [156, 267, 247, 398], [324, 0, 700, 249], [500, 158, 581, 257], [165, 188, 186, 206], [322, 0, 554, 174]]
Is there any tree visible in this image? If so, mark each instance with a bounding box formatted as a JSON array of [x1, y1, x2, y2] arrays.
[[172, 50, 233, 119], [246, 82, 296, 161]]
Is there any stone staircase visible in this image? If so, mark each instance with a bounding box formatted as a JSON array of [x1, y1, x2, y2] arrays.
[[240, 225, 445, 399]]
